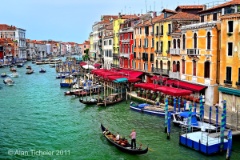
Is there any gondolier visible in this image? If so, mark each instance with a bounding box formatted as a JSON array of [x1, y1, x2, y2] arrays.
[[130, 129, 136, 149]]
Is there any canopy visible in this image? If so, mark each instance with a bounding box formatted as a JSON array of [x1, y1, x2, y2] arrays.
[[93, 63, 101, 68], [155, 86, 192, 96], [82, 64, 95, 69], [134, 83, 161, 91], [151, 75, 169, 82], [165, 80, 206, 92]]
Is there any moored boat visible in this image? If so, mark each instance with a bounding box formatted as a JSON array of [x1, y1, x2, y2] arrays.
[[100, 124, 148, 154], [11, 72, 19, 78], [26, 69, 34, 74], [97, 93, 123, 106], [3, 77, 14, 86], [60, 76, 76, 88], [172, 111, 218, 132], [39, 68, 46, 73], [10, 67, 17, 72], [16, 63, 24, 68], [79, 97, 102, 105], [26, 65, 32, 69], [1, 72, 7, 77], [130, 102, 174, 117]]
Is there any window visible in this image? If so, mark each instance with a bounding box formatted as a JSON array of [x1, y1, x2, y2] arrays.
[[140, 28, 142, 34], [156, 41, 159, 51], [152, 38, 154, 47], [228, 42, 233, 56], [193, 60, 197, 76], [228, 21, 233, 32], [168, 41, 171, 52], [194, 33, 197, 49], [213, 13, 217, 21], [182, 34, 186, 50], [161, 25, 163, 35], [201, 16, 204, 22], [238, 68, 240, 82], [226, 66, 232, 81], [177, 39, 180, 48], [173, 39, 176, 48], [109, 40, 112, 45], [204, 61, 210, 78], [168, 24, 171, 34], [134, 39, 136, 47], [173, 61, 176, 72], [182, 59, 185, 74], [160, 41, 163, 52], [156, 60, 158, 68], [156, 26, 159, 34], [177, 61, 180, 72], [207, 32, 211, 50], [160, 60, 163, 69]]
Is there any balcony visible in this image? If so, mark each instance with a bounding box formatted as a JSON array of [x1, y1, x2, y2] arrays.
[[167, 31, 171, 36], [119, 53, 129, 58], [121, 39, 130, 43], [152, 67, 169, 75], [170, 48, 180, 55], [143, 45, 148, 48], [192, 76, 197, 83], [169, 71, 180, 79], [155, 33, 159, 36], [187, 49, 199, 56], [205, 78, 211, 85], [159, 32, 163, 36], [113, 54, 119, 58], [150, 32, 154, 36]]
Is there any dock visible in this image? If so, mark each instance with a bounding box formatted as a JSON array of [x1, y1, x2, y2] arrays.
[[179, 131, 228, 155]]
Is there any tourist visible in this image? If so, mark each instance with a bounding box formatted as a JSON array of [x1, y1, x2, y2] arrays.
[[130, 129, 136, 149]]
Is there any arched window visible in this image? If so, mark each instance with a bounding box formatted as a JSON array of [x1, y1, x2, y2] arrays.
[[207, 32, 211, 50], [177, 61, 180, 72], [182, 34, 186, 50], [167, 61, 170, 71], [177, 39, 180, 48], [194, 33, 197, 49], [173, 39, 176, 48], [193, 60, 197, 76], [173, 61, 176, 72], [156, 41, 159, 51], [160, 60, 163, 69], [182, 59, 185, 74], [204, 61, 210, 78], [156, 60, 158, 68]]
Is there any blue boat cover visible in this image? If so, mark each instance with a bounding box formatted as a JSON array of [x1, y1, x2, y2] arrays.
[[138, 103, 149, 108], [113, 78, 128, 83], [179, 111, 197, 118]]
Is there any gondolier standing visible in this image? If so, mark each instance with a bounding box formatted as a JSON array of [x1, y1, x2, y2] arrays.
[[130, 129, 136, 149]]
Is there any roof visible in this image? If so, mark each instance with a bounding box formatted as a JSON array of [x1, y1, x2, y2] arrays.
[[221, 12, 240, 19], [175, 5, 205, 11], [164, 12, 199, 21], [162, 9, 177, 14], [199, 0, 240, 13], [121, 14, 139, 19], [0, 24, 16, 30]]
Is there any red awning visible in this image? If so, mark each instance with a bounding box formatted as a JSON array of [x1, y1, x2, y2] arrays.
[[134, 83, 161, 91], [151, 75, 169, 82], [155, 86, 192, 96], [93, 63, 101, 68], [172, 81, 207, 92]]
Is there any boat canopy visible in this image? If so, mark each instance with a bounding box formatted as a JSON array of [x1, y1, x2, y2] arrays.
[[113, 78, 128, 83], [179, 111, 198, 126]]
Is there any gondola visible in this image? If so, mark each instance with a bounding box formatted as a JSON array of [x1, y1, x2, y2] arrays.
[[97, 93, 123, 106], [100, 124, 148, 154], [79, 98, 102, 105]]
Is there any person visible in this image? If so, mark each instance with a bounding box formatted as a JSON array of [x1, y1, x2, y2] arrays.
[[215, 102, 219, 108], [130, 129, 136, 149], [116, 132, 120, 141]]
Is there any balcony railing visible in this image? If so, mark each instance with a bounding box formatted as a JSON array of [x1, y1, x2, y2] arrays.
[[150, 32, 154, 36], [187, 49, 199, 55], [170, 48, 180, 55], [224, 80, 232, 85], [119, 53, 129, 58], [121, 39, 130, 43], [152, 67, 169, 75], [169, 71, 180, 79]]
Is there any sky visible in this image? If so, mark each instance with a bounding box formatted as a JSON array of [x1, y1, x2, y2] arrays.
[[0, 0, 222, 44]]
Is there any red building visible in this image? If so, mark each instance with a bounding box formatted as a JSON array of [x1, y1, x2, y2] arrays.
[[119, 17, 139, 69]]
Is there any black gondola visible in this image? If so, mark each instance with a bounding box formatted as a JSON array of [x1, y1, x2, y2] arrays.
[[97, 93, 123, 106], [100, 124, 148, 154], [79, 98, 102, 105]]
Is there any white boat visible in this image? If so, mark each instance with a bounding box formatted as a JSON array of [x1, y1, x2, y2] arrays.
[[3, 77, 14, 86], [172, 111, 217, 132], [1, 72, 7, 77]]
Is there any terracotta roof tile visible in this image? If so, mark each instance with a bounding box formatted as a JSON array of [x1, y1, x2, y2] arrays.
[[164, 12, 199, 21], [0, 24, 16, 30], [175, 5, 205, 10], [199, 0, 240, 13]]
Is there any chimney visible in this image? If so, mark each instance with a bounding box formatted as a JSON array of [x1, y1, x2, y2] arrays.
[[118, 12, 121, 18], [153, 11, 157, 18]]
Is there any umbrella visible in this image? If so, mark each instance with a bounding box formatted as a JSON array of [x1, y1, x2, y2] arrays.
[[82, 64, 95, 69]]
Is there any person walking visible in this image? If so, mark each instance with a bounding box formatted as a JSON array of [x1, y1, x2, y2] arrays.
[[130, 129, 136, 149]]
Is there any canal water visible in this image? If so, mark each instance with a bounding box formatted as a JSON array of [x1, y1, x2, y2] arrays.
[[0, 62, 240, 160]]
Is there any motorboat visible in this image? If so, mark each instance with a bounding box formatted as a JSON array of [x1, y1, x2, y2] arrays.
[[39, 68, 46, 73], [3, 77, 14, 86], [1, 72, 7, 78], [172, 111, 218, 132], [26, 69, 34, 74]]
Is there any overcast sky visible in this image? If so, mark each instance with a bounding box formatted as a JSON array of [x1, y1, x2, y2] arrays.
[[0, 0, 222, 43]]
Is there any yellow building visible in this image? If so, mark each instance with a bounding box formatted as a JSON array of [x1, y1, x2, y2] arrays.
[[215, 1, 240, 111]]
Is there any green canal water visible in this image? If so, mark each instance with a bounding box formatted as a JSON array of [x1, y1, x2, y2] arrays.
[[0, 62, 240, 160]]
